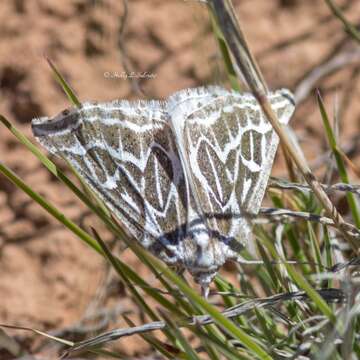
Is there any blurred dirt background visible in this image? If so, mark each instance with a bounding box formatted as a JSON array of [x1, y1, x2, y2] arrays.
[[0, 0, 359, 358]]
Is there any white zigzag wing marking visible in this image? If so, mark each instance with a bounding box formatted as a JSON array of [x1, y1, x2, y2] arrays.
[[168, 86, 295, 253], [32, 100, 189, 262]]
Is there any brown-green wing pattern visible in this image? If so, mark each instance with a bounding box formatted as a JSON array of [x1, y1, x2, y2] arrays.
[[32, 100, 188, 263], [168, 87, 295, 252]]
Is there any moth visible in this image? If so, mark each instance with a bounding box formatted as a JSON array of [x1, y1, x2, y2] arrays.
[[32, 86, 295, 294]]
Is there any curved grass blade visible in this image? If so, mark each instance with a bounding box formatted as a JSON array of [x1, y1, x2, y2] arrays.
[[209, 11, 241, 91], [91, 228, 188, 319], [284, 263, 336, 324], [324, 0, 360, 43], [160, 310, 202, 360], [0, 161, 102, 254], [135, 246, 272, 360], [45, 56, 81, 107], [123, 316, 185, 359], [0, 114, 123, 239], [0, 160, 191, 324], [317, 91, 360, 228]]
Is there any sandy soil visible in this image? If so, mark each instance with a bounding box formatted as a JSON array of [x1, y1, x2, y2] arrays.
[[0, 0, 359, 358]]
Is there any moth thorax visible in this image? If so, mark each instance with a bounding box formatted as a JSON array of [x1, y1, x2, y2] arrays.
[[192, 231, 214, 268], [194, 231, 210, 249]]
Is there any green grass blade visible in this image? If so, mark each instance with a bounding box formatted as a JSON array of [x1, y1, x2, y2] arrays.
[[307, 223, 323, 274], [317, 91, 360, 228], [96, 236, 187, 318], [214, 276, 238, 308], [254, 308, 275, 345], [134, 248, 272, 359], [196, 328, 249, 360], [0, 114, 123, 238], [0, 161, 102, 254], [132, 249, 195, 316], [91, 228, 161, 322], [0, 161, 186, 323], [45, 56, 81, 107], [209, 11, 241, 91], [161, 311, 202, 360], [284, 263, 336, 324]]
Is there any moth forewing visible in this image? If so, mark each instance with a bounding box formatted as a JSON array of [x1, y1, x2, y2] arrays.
[[167, 87, 295, 260], [32, 100, 189, 261], [242, 89, 295, 215]]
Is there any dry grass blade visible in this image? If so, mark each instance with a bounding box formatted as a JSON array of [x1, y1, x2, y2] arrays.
[[0, 328, 23, 357], [65, 288, 345, 355], [0, 324, 74, 347], [257, 207, 360, 238], [325, 0, 360, 43], [294, 48, 360, 104], [338, 148, 360, 179], [209, 0, 359, 251], [268, 177, 360, 196]]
